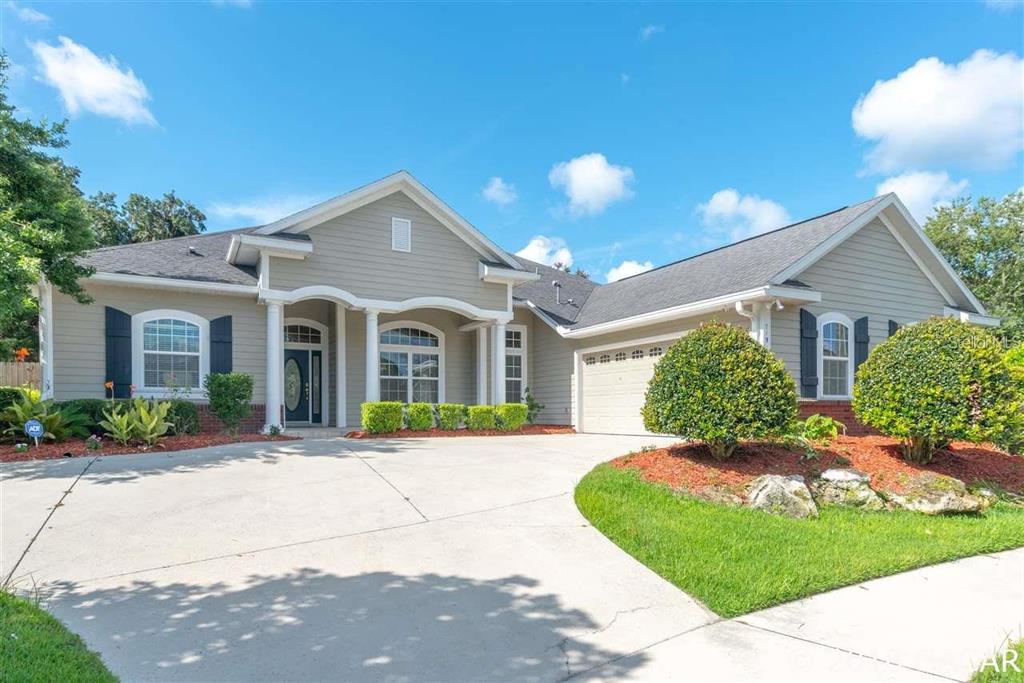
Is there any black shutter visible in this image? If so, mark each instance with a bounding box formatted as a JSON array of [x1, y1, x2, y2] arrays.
[[888, 320, 900, 337], [854, 316, 870, 371], [799, 308, 818, 399], [105, 307, 132, 398], [209, 316, 233, 374]]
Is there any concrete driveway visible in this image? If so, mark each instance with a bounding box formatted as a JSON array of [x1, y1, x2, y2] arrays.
[[2, 434, 1021, 682]]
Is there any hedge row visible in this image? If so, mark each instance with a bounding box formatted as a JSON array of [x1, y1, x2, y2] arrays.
[[360, 401, 528, 434]]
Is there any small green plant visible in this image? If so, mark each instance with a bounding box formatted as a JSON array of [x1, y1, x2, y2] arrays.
[[267, 424, 282, 437], [57, 399, 110, 435], [14, 443, 28, 453], [131, 398, 174, 446], [436, 403, 466, 431], [204, 373, 254, 435], [1, 390, 89, 442], [166, 400, 200, 435], [466, 405, 497, 431], [361, 401, 404, 434], [780, 414, 848, 460], [85, 434, 102, 451], [406, 402, 434, 431], [495, 403, 528, 431], [523, 388, 544, 424], [99, 403, 135, 445]]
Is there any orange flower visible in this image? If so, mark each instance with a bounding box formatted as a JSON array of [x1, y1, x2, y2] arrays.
[[13, 347, 29, 362], [104, 381, 114, 390]]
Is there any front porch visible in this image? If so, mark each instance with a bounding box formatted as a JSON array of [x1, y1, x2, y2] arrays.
[[260, 295, 525, 432]]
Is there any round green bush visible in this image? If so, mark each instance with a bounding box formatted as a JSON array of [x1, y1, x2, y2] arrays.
[[437, 403, 466, 431], [495, 403, 528, 431], [852, 317, 1020, 463], [642, 321, 797, 459], [406, 402, 434, 431], [361, 401, 404, 434], [466, 405, 496, 431]]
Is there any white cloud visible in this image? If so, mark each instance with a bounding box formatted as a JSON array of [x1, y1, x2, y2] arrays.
[[548, 153, 635, 216], [983, 0, 1021, 11], [606, 259, 654, 283], [876, 171, 969, 223], [30, 37, 156, 125], [481, 177, 517, 206], [208, 194, 326, 225], [852, 50, 1024, 173], [639, 24, 663, 41], [697, 189, 791, 241], [6, 1, 49, 23], [515, 236, 573, 267]]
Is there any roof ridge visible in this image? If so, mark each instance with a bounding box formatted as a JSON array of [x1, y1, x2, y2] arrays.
[[602, 194, 884, 286]]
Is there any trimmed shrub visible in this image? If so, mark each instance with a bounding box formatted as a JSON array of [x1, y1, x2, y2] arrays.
[[406, 402, 434, 431], [361, 401, 404, 434], [496, 403, 528, 431], [466, 405, 497, 431], [57, 399, 110, 434], [437, 403, 466, 431], [998, 343, 1024, 455], [167, 400, 200, 435], [642, 322, 797, 459], [853, 317, 1020, 463], [204, 372, 254, 434]]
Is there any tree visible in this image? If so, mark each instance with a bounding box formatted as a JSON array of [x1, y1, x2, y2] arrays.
[[573, 268, 590, 280], [123, 191, 206, 242], [0, 54, 94, 357], [85, 191, 131, 246], [924, 192, 1024, 343]]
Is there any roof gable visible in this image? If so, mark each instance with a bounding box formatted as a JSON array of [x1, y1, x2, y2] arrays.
[[254, 171, 520, 269]]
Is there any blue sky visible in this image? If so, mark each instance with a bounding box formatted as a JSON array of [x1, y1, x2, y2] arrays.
[[2, 1, 1022, 282]]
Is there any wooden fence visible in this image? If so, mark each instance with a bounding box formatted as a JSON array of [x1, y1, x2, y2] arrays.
[[0, 362, 40, 387]]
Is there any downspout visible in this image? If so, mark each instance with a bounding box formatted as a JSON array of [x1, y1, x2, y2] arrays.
[[735, 300, 775, 347]]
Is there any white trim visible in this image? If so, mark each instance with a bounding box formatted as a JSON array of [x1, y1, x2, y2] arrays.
[[259, 253, 270, 291], [365, 311, 379, 402], [476, 327, 488, 405], [227, 234, 313, 266], [89, 272, 258, 297], [260, 286, 512, 322], [877, 213, 956, 306], [817, 312, 854, 400], [504, 323, 527, 403], [282, 317, 329, 425], [378, 320, 446, 404], [38, 280, 54, 399], [335, 303, 347, 428], [943, 307, 1001, 328], [264, 302, 284, 432], [479, 262, 541, 284], [253, 171, 520, 268], [131, 309, 210, 399], [578, 331, 688, 355], [573, 350, 583, 432], [391, 217, 412, 253], [561, 285, 820, 339], [491, 321, 505, 404]]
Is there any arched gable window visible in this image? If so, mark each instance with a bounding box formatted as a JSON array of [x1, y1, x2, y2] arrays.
[[379, 323, 445, 403], [818, 312, 854, 398]]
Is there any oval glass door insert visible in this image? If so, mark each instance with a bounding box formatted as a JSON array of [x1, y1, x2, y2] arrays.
[[284, 358, 301, 411]]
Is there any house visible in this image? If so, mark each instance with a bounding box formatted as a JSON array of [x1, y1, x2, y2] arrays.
[[36, 171, 997, 434]]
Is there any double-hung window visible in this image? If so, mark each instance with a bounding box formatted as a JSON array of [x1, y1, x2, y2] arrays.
[[818, 313, 853, 398], [133, 310, 210, 397], [505, 325, 527, 403], [379, 325, 443, 403]]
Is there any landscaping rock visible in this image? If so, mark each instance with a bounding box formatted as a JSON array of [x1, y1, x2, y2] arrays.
[[810, 468, 885, 511], [746, 474, 818, 518], [692, 485, 744, 508], [888, 473, 984, 515]]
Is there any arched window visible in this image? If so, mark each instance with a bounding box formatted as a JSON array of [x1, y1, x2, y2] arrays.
[[819, 313, 853, 398], [598, 354, 611, 364], [284, 324, 322, 344], [614, 351, 627, 362], [132, 310, 210, 396], [584, 356, 597, 366], [631, 349, 644, 360], [648, 346, 663, 357], [379, 323, 444, 403]]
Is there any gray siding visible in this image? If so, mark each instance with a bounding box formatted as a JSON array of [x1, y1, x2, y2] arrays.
[[269, 192, 508, 312], [773, 218, 950, 385], [52, 284, 267, 401]]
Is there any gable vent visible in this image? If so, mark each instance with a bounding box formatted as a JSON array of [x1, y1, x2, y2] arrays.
[[391, 217, 412, 252]]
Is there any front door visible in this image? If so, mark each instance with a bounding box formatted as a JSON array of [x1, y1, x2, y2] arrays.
[[284, 349, 323, 425]]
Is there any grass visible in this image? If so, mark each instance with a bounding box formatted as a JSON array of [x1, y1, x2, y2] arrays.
[[0, 590, 117, 682], [575, 464, 1024, 618], [973, 639, 1024, 682]]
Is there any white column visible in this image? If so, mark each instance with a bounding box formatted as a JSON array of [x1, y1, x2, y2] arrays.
[[335, 303, 347, 428], [476, 326, 488, 405], [491, 321, 506, 404], [752, 302, 772, 347], [365, 310, 379, 402], [573, 349, 584, 433], [264, 300, 284, 432]]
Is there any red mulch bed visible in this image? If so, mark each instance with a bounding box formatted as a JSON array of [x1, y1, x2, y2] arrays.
[[0, 433, 299, 463], [613, 435, 1024, 499], [346, 424, 576, 439]]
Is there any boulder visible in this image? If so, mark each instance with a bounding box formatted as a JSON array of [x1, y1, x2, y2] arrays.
[[811, 468, 885, 511], [693, 485, 744, 508], [888, 473, 984, 515], [747, 474, 818, 518]]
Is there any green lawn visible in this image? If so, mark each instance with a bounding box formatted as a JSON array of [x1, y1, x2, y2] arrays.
[[973, 640, 1024, 682], [0, 590, 117, 682], [575, 464, 1024, 618]]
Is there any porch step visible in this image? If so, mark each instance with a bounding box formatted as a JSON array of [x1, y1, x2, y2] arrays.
[[286, 427, 350, 439]]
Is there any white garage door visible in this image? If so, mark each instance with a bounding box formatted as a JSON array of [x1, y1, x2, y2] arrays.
[[580, 342, 673, 435]]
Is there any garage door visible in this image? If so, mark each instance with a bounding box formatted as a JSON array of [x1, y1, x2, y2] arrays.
[[580, 342, 674, 435]]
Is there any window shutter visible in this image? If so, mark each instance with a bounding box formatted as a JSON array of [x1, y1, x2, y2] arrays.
[[391, 217, 411, 252], [888, 320, 900, 337], [105, 307, 132, 398], [799, 308, 818, 399], [854, 316, 869, 372], [210, 316, 233, 374]]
